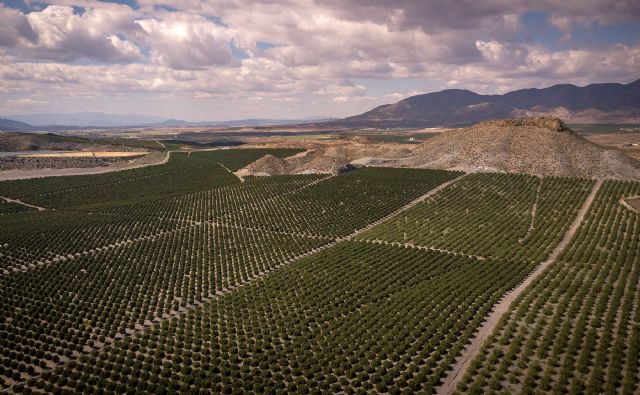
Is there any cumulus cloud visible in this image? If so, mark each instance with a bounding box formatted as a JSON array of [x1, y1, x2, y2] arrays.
[[0, 5, 38, 48], [0, 4, 143, 62], [0, 0, 639, 119], [135, 13, 233, 69]]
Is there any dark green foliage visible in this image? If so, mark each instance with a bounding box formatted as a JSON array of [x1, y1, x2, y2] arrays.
[[0, 200, 34, 215], [28, 242, 536, 394], [359, 173, 594, 260], [458, 180, 640, 394]]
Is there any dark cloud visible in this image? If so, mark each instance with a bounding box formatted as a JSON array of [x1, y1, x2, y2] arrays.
[[0, 5, 38, 47]]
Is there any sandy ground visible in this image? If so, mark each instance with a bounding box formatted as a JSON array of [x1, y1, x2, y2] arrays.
[[22, 151, 149, 158], [0, 150, 169, 181], [235, 119, 640, 180], [620, 196, 640, 213], [583, 132, 640, 160], [436, 179, 603, 395]]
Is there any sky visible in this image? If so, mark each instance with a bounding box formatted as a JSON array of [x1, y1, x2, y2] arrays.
[[0, 0, 639, 121]]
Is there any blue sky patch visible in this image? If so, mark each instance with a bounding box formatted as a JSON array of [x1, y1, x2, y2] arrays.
[[153, 4, 178, 13], [230, 40, 250, 60], [519, 11, 564, 50], [256, 41, 283, 50]]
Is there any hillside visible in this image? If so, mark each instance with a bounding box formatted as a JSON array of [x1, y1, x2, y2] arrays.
[[0, 132, 95, 151], [0, 118, 34, 132], [382, 117, 640, 179], [236, 138, 411, 176], [239, 117, 640, 180], [341, 79, 640, 126]]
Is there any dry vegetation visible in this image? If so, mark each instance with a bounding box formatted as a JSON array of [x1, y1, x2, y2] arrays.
[[237, 117, 640, 180]]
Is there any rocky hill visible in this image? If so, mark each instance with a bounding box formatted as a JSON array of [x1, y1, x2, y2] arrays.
[[238, 117, 640, 180], [236, 138, 411, 176], [370, 117, 640, 179], [340, 79, 640, 127]]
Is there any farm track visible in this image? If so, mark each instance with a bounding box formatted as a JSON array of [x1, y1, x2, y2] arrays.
[[216, 161, 243, 182], [9, 172, 468, 393], [211, 221, 334, 241], [260, 173, 335, 201], [0, 150, 171, 181], [0, 221, 197, 276], [0, 195, 47, 211], [521, 176, 542, 242], [436, 178, 603, 395], [620, 195, 640, 213], [340, 173, 468, 242]]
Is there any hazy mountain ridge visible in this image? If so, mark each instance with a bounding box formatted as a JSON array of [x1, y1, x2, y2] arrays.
[[0, 118, 35, 132], [2, 112, 336, 129], [342, 79, 640, 127]]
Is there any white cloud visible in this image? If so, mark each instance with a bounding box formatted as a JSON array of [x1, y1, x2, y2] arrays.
[[0, 0, 638, 119], [135, 13, 233, 70], [0, 4, 143, 62]]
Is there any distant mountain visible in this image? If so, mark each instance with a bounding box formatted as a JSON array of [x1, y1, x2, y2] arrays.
[[155, 117, 337, 128], [5, 112, 168, 127], [341, 79, 640, 127], [4, 112, 337, 128], [0, 118, 35, 132]]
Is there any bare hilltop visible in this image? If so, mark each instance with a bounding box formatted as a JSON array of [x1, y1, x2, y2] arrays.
[[238, 117, 640, 180]]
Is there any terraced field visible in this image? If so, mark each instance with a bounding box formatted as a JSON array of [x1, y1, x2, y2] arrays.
[[1, 149, 635, 394]]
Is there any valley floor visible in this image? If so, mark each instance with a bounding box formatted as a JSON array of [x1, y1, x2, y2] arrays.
[[0, 149, 637, 394]]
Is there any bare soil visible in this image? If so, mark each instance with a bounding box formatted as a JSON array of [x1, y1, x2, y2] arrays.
[[621, 196, 640, 213], [0, 150, 168, 181], [23, 151, 148, 158], [236, 117, 640, 180]]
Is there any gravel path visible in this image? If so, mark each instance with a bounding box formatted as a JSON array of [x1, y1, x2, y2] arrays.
[[0, 195, 47, 211], [436, 178, 603, 395], [0, 150, 170, 181]]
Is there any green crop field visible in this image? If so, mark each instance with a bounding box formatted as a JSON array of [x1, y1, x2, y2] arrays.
[[0, 200, 35, 215], [457, 180, 640, 395], [0, 149, 637, 394]]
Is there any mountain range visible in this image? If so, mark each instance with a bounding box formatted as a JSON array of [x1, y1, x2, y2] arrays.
[[2, 80, 639, 131], [0, 112, 335, 130], [340, 79, 640, 127], [0, 118, 34, 132]]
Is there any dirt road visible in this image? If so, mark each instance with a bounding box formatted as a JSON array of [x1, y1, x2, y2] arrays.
[[0, 150, 170, 181], [0, 195, 47, 211], [436, 179, 603, 395]]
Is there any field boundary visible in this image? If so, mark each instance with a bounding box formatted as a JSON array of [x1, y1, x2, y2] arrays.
[[355, 238, 485, 261], [12, 171, 468, 393], [620, 195, 640, 213], [341, 172, 468, 241], [0, 174, 336, 276], [0, 150, 171, 181], [0, 195, 47, 211], [436, 178, 603, 395]]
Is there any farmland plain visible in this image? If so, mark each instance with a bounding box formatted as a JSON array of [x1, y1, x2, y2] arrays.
[[0, 148, 638, 394]]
